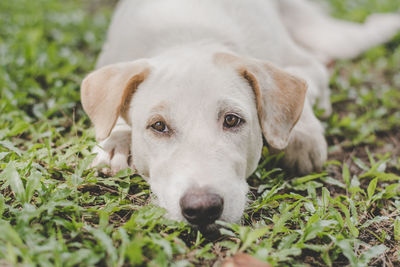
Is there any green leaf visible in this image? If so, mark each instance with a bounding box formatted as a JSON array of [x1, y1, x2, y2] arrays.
[[88, 227, 118, 265], [7, 120, 30, 137], [1, 162, 26, 203], [0, 152, 9, 161], [0, 220, 25, 248], [394, 218, 400, 242], [0, 194, 5, 216], [292, 172, 327, 185], [0, 141, 23, 156], [367, 178, 378, 200], [278, 233, 299, 250], [321, 187, 330, 210], [321, 176, 346, 189], [239, 227, 269, 252], [25, 170, 42, 203], [274, 247, 302, 261], [360, 244, 387, 265], [342, 163, 350, 187], [360, 216, 389, 229], [126, 239, 144, 265], [336, 239, 358, 266], [336, 201, 359, 237]]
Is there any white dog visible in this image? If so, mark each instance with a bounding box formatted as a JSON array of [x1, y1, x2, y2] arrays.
[[81, 0, 400, 233]]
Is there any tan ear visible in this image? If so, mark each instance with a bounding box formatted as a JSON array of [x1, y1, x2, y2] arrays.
[[81, 61, 150, 141], [214, 53, 307, 150]]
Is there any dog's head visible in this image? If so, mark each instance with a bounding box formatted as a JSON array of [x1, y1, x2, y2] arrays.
[[81, 49, 307, 233]]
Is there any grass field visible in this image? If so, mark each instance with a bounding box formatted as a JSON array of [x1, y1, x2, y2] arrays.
[[1, 0, 400, 266]]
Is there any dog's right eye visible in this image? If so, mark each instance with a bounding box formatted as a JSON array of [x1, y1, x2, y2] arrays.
[[151, 121, 169, 133], [223, 114, 243, 129]]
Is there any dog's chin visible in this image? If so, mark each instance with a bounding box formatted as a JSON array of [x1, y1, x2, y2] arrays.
[[192, 223, 222, 240]]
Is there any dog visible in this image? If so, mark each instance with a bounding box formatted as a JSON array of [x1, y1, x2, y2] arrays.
[[81, 0, 400, 233]]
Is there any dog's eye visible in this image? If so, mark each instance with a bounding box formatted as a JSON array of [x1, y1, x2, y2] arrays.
[[151, 121, 168, 133], [223, 114, 242, 129]]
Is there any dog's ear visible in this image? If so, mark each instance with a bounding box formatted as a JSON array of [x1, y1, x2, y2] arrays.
[[214, 53, 307, 150], [81, 61, 150, 141]]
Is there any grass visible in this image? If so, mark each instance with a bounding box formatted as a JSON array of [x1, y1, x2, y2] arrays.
[[1, 0, 400, 266]]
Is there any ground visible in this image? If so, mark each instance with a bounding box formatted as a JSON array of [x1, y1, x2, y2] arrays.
[[0, 0, 400, 266]]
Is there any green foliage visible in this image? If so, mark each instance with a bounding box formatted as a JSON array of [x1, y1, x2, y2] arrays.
[[1, 0, 400, 266]]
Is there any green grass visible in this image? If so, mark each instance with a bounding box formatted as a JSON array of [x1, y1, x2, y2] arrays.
[[1, 0, 400, 266]]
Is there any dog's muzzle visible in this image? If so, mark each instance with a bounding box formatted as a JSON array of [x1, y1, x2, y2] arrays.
[[179, 187, 224, 227]]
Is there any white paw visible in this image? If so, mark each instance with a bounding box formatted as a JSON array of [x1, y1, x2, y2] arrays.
[[279, 105, 328, 175], [90, 123, 132, 175], [281, 128, 327, 175]]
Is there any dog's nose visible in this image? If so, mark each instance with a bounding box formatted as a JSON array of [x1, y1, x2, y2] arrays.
[[179, 188, 224, 225]]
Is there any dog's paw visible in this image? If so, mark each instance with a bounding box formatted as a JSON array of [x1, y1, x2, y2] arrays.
[[281, 126, 327, 175], [90, 123, 132, 176]]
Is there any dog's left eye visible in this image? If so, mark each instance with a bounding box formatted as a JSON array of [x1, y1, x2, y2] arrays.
[[151, 121, 169, 133], [223, 114, 242, 129]]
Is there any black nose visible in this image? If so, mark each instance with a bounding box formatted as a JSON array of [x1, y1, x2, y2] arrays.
[[180, 188, 224, 226]]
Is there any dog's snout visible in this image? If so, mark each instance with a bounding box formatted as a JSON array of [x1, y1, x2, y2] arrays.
[[180, 188, 224, 225]]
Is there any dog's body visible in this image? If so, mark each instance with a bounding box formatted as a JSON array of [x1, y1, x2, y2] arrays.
[[81, 0, 400, 232]]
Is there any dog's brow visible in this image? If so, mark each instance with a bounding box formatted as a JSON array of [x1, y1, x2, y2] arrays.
[[150, 102, 168, 113], [217, 99, 249, 120]]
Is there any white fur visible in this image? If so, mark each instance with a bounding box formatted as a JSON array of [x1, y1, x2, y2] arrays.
[[90, 0, 400, 223], [279, 0, 400, 63]]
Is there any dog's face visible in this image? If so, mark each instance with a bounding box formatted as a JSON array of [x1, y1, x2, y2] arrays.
[[81, 50, 307, 232], [129, 52, 263, 227]]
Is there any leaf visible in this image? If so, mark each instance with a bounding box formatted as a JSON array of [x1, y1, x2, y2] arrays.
[[25, 170, 42, 203], [360, 216, 389, 229], [240, 227, 269, 252], [375, 172, 400, 181], [88, 227, 118, 265], [255, 183, 285, 211], [0, 152, 9, 161], [292, 172, 327, 185], [321, 176, 346, 189], [75, 154, 96, 176], [321, 187, 330, 210], [0, 220, 25, 248], [7, 120, 30, 137], [1, 162, 26, 203], [336, 201, 359, 237], [272, 210, 293, 236], [278, 233, 299, 250], [303, 220, 337, 242], [367, 178, 378, 200], [394, 218, 400, 242], [274, 247, 301, 261], [321, 248, 332, 267], [152, 237, 173, 259], [116, 228, 130, 267], [359, 244, 387, 265], [336, 239, 358, 266], [0, 140, 23, 156], [0, 194, 5, 215], [125, 236, 144, 266], [349, 175, 363, 194], [353, 157, 369, 172], [342, 163, 350, 187]]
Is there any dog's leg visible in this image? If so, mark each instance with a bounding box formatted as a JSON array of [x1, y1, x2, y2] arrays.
[[90, 117, 131, 175], [278, 0, 400, 63], [279, 100, 327, 175]]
